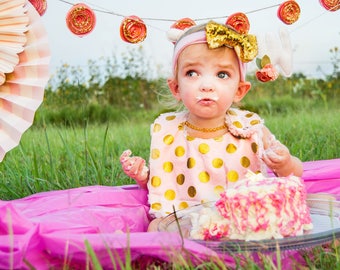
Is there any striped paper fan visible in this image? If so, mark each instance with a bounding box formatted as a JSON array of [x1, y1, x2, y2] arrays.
[[0, 0, 50, 161]]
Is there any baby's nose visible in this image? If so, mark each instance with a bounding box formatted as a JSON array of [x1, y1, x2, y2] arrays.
[[200, 77, 215, 92]]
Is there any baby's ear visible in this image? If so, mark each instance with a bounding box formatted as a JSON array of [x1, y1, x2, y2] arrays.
[[167, 78, 181, 100], [234, 81, 251, 103]]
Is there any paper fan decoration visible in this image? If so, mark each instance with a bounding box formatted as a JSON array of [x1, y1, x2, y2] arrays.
[[319, 0, 340, 11], [226, 12, 250, 34], [29, 0, 47, 16], [66, 3, 96, 37], [120, 15, 147, 44], [0, 1, 50, 161], [278, 1, 301, 25]]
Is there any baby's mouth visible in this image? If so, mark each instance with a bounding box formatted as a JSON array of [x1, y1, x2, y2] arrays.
[[196, 96, 219, 102]]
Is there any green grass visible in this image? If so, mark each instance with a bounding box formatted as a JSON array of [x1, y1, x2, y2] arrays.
[[0, 106, 339, 200], [0, 104, 339, 269]]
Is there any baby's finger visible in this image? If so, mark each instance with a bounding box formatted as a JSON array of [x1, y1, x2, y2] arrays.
[[120, 149, 132, 163]]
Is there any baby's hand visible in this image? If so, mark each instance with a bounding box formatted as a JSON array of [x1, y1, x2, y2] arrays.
[[262, 137, 292, 176], [120, 150, 149, 189]]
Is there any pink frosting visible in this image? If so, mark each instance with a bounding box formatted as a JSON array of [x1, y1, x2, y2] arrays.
[[191, 175, 313, 241]]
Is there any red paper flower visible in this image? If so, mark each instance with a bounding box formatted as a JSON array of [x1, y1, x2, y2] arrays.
[[29, 0, 47, 16], [226, 12, 250, 34], [120, 16, 147, 44], [277, 1, 301, 25], [66, 3, 96, 37], [256, 64, 279, 82], [319, 0, 340, 11], [171, 18, 196, 30]]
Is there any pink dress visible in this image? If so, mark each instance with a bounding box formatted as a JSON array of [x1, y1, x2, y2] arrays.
[[147, 108, 267, 218]]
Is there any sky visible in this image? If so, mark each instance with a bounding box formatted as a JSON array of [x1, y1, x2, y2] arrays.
[[40, 0, 340, 79]]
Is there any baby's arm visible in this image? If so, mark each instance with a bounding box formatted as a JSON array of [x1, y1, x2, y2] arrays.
[[120, 150, 149, 189], [262, 127, 303, 177]]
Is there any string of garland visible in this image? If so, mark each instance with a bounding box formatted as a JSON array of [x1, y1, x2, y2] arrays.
[[30, 0, 339, 40], [57, 0, 281, 22]]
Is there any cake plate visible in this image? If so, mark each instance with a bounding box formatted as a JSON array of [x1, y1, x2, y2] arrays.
[[158, 193, 340, 252]]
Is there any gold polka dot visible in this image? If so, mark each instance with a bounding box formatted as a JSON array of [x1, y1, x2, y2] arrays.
[[187, 186, 196, 197], [241, 156, 250, 168], [163, 161, 173, 172], [251, 142, 258, 153], [245, 112, 254, 118], [163, 135, 174, 145], [175, 146, 185, 157], [228, 110, 237, 116], [151, 176, 161, 187], [214, 185, 225, 194], [227, 170, 239, 182], [177, 174, 185, 185], [153, 123, 161, 132], [199, 171, 210, 183], [164, 189, 176, 200], [178, 123, 184, 131], [151, 148, 160, 159], [198, 143, 210, 154], [233, 121, 243, 128], [151, 202, 162, 210], [214, 136, 223, 142], [187, 157, 196, 168], [212, 158, 223, 168], [178, 202, 189, 210], [166, 115, 176, 121], [226, 144, 237, 153], [250, 119, 260, 125], [186, 135, 195, 141]]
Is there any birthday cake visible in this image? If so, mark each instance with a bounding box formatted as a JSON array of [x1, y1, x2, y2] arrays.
[[189, 173, 313, 241]]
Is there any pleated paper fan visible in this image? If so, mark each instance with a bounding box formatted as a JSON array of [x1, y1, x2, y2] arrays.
[[0, 0, 50, 161]]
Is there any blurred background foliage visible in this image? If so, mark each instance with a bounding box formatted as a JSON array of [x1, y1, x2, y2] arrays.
[[37, 45, 340, 126]]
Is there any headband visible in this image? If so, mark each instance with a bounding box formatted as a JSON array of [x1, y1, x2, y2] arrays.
[[171, 21, 259, 82]]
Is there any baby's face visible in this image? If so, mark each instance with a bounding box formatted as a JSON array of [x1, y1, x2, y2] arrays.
[[174, 43, 242, 120]]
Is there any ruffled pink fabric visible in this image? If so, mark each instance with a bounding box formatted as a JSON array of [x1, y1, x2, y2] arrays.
[[0, 159, 339, 269]]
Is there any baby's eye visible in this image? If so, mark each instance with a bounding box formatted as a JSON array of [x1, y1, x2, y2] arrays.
[[186, 70, 198, 77], [217, 72, 229, 79]]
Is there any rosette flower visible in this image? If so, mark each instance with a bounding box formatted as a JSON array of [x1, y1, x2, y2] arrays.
[[319, 0, 340, 11], [66, 3, 96, 37], [255, 55, 279, 82], [277, 1, 301, 25], [226, 12, 250, 34], [29, 0, 47, 16], [120, 15, 147, 44], [167, 18, 196, 44], [256, 64, 279, 82], [171, 17, 196, 30]]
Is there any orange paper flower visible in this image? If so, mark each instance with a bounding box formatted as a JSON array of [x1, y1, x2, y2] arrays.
[[29, 0, 47, 16], [278, 1, 301, 25], [66, 3, 96, 37], [319, 0, 340, 11], [171, 18, 196, 30], [120, 16, 147, 44], [256, 64, 279, 82], [226, 12, 250, 34]]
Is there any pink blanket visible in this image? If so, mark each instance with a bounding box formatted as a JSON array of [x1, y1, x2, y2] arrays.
[[1, 159, 339, 269]]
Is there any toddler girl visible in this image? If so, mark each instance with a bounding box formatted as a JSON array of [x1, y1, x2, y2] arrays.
[[120, 21, 303, 231]]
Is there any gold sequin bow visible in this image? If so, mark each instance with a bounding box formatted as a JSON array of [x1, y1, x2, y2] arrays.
[[205, 21, 258, 63]]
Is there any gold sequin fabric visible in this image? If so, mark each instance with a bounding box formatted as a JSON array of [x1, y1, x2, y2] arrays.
[[205, 21, 258, 63], [147, 108, 265, 218]]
